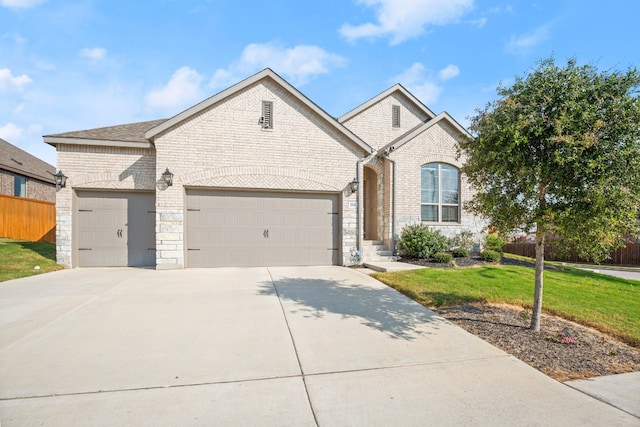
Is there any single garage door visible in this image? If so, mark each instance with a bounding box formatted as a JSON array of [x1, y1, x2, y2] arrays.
[[186, 189, 340, 267], [76, 191, 156, 267]]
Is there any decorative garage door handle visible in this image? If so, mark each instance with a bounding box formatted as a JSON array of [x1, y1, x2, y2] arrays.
[[116, 229, 123, 238], [263, 229, 269, 238]]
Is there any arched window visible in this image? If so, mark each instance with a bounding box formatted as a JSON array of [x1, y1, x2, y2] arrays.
[[421, 163, 459, 222]]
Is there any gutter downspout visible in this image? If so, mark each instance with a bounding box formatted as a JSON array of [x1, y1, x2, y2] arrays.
[[386, 156, 397, 256]]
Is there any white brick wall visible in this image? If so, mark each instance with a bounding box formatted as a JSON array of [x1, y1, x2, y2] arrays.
[[153, 78, 363, 268], [342, 92, 431, 150]]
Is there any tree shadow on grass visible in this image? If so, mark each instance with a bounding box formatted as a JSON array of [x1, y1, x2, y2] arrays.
[[17, 241, 56, 261], [258, 276, 450, 341]]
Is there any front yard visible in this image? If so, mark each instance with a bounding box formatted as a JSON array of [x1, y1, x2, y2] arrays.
[[373, 259, 640, 347]]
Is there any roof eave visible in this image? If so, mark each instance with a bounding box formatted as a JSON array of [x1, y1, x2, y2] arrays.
[[44, 136, 153, 149]]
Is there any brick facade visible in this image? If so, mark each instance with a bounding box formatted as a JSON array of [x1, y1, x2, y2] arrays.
[[50, 69, 486, 268]]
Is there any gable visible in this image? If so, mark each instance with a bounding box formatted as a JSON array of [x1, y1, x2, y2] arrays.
[[146, 69, 372, 156], [379, 112, 472, 156], [339, 84, 435, 151]]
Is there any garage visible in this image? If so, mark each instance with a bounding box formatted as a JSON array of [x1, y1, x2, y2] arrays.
[[76, 191, 156, 267], [186, 189, 340, 267]]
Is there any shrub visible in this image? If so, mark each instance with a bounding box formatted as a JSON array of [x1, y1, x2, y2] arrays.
[[450, 231, 475, 251], [480, 249, 502, 262], [451, 247, 469, 258], [432, 252, 453, 264], [485, 235, 506, 253], [398, 224, 450, 259]]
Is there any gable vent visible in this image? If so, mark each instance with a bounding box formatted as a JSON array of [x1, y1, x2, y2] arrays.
[[392, 105, 401, 128], [261, 100, 273, 129]]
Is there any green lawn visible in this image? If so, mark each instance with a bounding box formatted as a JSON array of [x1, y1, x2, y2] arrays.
[[373, 260, 640, 347], [0, 238, 63, 282]]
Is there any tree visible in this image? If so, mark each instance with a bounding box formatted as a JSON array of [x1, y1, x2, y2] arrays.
[[459, 57, 640, 331]]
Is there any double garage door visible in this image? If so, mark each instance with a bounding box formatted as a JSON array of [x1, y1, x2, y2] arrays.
[[76, 191, 155, 267], [186, 190, 340, 267]]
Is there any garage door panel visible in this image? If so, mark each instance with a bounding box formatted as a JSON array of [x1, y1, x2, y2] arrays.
[[186, 190, 339, 267], [76, 192, 155, 267]]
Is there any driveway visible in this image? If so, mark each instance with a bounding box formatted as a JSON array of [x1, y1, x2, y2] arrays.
[[0, 267, 636, 426]]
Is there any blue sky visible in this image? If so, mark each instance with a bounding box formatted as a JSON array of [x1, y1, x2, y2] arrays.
[[2, 0, 639, 166]]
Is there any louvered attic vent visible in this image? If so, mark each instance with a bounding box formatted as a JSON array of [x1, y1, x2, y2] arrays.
[[392, 104, 401, 128], [261, 101, 273, 129]]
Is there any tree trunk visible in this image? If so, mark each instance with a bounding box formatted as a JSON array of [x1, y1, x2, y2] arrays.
[[530, 230, 545, 331]]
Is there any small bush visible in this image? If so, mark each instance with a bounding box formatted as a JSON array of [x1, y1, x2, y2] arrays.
[[485, 235, 506, 253], [480, 249, 502, 262], [432, 252, 453, 264], [450, 231, 475, 251], [398, 224, 450, 259], [451, 247, 469, 258]]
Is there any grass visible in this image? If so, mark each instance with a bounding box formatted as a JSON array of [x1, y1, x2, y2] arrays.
[[373, 257, 640, 348], [0, 238, 63, 282]]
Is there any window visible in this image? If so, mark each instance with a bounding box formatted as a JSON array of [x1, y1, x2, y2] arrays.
[[421, 163, 459, 222], [392, 105, 400, 128], [14, 175, 26, 197], [261, 100, 273, 129]]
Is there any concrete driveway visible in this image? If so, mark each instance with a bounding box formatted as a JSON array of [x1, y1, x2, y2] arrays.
[[0, 266, 636, 426]]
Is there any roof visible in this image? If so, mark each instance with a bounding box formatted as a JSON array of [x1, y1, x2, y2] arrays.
[[377, 112, 473, 155], [145, 68, 374, 154], [0, 137, 55, 184], [43, 119, 166, 148], [338, 83, 436, 124]]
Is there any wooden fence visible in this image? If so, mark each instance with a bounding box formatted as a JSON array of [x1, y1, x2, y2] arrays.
[[0, 195, 56, 243], [503, 243, 640, 265]]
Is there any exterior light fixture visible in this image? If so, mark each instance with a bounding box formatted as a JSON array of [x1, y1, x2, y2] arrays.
[[54, 170, 67, 188], [161, 168, 174, 186], [350, 177, 359, 193]]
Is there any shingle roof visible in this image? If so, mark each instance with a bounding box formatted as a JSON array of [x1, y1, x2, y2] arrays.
[[0, 137, 55, 184], [45, 119, 167, 143]]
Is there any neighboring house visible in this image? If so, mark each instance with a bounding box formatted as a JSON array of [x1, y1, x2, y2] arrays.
[[0, 137, 55, 202], [44, 68, 486, 269]]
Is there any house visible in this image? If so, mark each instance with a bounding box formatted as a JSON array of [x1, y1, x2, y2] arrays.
[[44, 68, 487, 269], [1, 137, 56, 202]]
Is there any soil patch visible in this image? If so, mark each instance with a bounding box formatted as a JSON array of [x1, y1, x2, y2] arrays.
[[437, 303, 640, 381]]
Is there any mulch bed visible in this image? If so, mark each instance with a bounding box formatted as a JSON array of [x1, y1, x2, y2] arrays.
[[397, 254, 640, 382]]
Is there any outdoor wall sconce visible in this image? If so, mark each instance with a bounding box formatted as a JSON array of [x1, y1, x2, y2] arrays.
[[350, 177, 359, 193], [54, 170, 67, 188], [161, 168, 174, 186]]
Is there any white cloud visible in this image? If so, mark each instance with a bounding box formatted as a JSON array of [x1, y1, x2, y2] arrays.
[[0, 0, 46, 9], [340, 0, 474, 45], [210, 42, 346, 89], [0, 122, 24, 140], [438, 64, 460, 81], [145, 66, 204, 111], [391, 62, 461, 105], [79, 47, 107, 60], [0, 68, 32, 91], [507, 25, 550, 52]]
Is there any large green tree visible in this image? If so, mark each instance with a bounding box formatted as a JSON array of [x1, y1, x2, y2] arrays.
[[460, 57, 640, 331]]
